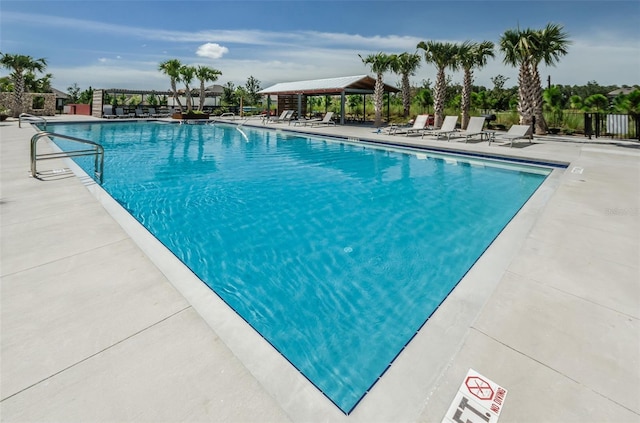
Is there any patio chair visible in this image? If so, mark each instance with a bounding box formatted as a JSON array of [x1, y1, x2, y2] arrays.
[[103, 105, 117, 119], [489, 124, 532, 147], [265, 110, 293, 124], [135, 108, 149, 118], [391, 114, 431, 136], [310, 111, 335, 127], [450, 116, 494, 143], [148, 107, 165, 118], [423, 115, 458, 140]]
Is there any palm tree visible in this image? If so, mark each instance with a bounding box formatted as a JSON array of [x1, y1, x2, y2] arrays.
[[417, 41, 459, 128], [0, 53, 47, 117], [359, 52, 394, 127], [179, 65, 196, 112], [390, 52, 421, 118], [195, 65, 222, 111], [457, 41, 495, 129], [500, 28, 537, 127], [158, 59, 183, 110], [530, 24, 570, 134], [500, 24, 570, 134]]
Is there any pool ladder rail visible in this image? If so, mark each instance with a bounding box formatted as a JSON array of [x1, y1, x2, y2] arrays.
[[30, 131, 105, 184], [19, 113, 47, 130]]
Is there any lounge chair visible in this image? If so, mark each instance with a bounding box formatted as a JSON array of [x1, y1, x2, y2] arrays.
[[450, 116, 494, 143], [147, 107, 167, 118], [293, 115, 323, 126], [423, 115, 458, 140], [264, 110, 291, 124], [489, 124, 532, 147], [103, 105, 117, 119], [114, 107, 134, 118], [310, 111, 335, 127], [135, 108, 149, 118], [391, 114, 431, 136]]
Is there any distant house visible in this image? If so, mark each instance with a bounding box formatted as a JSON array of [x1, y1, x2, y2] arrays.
[[52, 88, 69, 113], [607, 87, 636, 97]]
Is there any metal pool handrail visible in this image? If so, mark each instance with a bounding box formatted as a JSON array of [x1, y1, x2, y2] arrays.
[[30, 132, 104, 184], [19, 113, 47, 130]]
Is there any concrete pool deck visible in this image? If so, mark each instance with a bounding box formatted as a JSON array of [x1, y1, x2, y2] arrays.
[[1, 115, 638, 422]]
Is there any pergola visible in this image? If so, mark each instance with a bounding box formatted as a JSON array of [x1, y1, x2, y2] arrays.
[[92, 86, 224, 117], [101, 85, 224, 106], [258, 75, 400, 124]]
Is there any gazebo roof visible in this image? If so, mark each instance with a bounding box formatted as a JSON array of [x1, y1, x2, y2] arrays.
[[258, 75, 400, 96]]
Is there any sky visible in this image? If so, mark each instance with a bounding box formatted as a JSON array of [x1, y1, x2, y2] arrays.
[[1, 0, 639, 94]]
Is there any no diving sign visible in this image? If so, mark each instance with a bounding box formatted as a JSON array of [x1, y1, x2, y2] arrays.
[[442, 369, 508, 423]]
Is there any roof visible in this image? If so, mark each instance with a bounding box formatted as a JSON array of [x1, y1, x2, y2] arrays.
[[607, 87, 636, 97], [204, 84, 224, 95], [51, 88, 69, 99], [258, 75, 400, 96]]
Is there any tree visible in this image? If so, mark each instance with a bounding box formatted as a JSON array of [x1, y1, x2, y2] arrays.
[[0, 76, 12, 92], [471, 90, 495, 113], [530, 23, 571, 134], [489, 74, 513, 111], [413, 88, 433, 113], [67, 83, 81, 103], [194, 65, 222, 111], [583, 94, 608, 111], [500, 24, 570, 134], [390, 52, 421, 118], [543, 85, 564, 127], [457, 41, 495, 129], [347, 94, 363, 118], [25, 71, 52, 93], [621, 89, 640, 114], [500, 27, 537, 127], [359, 52, 394, 127], [179, 65, 196, 112], [78, 86, 93, 104], [245, 76, 262, 106], [158, 59, 183, 110], [221, 82, 236, 106], [569, 95, 583, 110], [0, 53, 48, 116], [417, 41, 459, 128]]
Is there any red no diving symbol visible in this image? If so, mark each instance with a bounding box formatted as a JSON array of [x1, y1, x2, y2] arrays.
[[465, 376, 494, 401]]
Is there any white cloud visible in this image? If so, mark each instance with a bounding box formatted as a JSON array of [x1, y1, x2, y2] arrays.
[[8, 11, 635, 91], [196, 43, 229, 60]]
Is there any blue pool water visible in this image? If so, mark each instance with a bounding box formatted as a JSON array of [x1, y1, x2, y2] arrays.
[[47, 121, 550, 413]]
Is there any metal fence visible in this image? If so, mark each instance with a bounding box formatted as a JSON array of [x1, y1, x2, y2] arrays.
[[584, 113, 639, 140]]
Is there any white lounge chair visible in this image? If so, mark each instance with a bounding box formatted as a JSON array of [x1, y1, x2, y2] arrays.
[[423, 115, 458, 140], [310, 111, 335, 126], [450, 116, 494, 143], [489, 124, 532, 147], [265, 110, 293, 124], [293, 115, 323, 126], [391, 114, 430, 136]]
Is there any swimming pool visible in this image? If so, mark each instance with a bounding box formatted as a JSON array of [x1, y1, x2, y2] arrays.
[[46, 121, 551, 413]]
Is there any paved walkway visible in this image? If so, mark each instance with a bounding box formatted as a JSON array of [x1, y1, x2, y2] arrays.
[[1, 116, 638, 422]]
